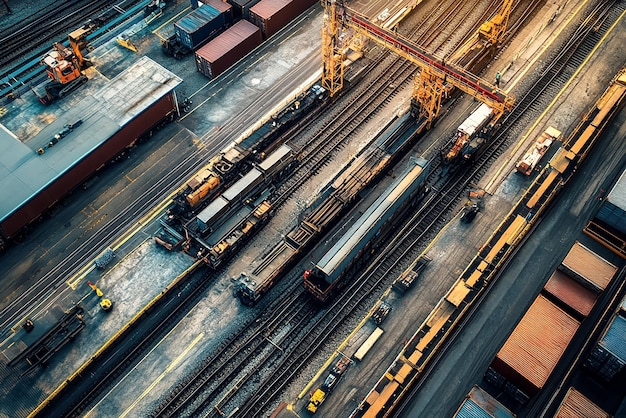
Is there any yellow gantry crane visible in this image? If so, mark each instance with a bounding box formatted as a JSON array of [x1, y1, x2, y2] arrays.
[[479, 0, 514, 45], [321, 0, 515, 127]]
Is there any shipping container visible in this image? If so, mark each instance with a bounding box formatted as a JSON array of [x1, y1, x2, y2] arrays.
[[249, 0, 318, 39], [559, 241, 617, 291], [175, 1, 233, 50], [490, 295, 580, 397], [554, 387, 609, 418], [226, 0, 261, 18], [595, 169, 626, 235], [585, 315, 626, 381], [542, 270, 597, 318], [453, 386, 515, 418], [195, 20, 262, 79]]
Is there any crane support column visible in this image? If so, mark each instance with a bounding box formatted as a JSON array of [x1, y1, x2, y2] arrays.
[[321, 0, 344, 97]]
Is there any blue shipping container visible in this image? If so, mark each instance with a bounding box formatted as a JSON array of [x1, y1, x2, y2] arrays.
[[175, 4, 233, 49]]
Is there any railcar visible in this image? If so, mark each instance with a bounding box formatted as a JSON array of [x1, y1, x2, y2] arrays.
[[304, 157, 431, 303]]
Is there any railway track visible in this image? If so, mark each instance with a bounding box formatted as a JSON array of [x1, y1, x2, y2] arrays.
[[149, 0, 532, 416], [9, 0, 572, 414], [214, 1, 624, 416]]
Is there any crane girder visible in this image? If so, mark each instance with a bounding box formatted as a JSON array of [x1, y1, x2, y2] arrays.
[[320, 0, 514, 124], [346, 13, 514, 120]]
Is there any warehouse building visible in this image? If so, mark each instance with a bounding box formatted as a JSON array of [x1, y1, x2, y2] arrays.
[[0, 56, 182, 250]]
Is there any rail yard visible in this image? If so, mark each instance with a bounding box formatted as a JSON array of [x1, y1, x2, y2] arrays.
[[0, 0, 624, 417]]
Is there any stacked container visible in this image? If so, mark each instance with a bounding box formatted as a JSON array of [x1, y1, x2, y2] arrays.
[[226, 0, 261, 18], [175, 0, 234, 50], [249, 0, 318, 39], [195, 20, 262, 79], [554, 387, 610, 418]]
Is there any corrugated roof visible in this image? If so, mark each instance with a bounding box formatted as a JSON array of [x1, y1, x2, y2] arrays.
[[249, 0, 292, 18], [496, 295, 580, 389], [555, 387, 609, 417], [560, 242, 617, 290], [0, 57, 181, 224], [606, 169, 626, 211], [599, 315, 626, 362], [200, 0, 232, 13], [175, 4, 221, 33], [454, 386, 515, 418], [196, 20, 260, 62], [543, 270, 597, 317]]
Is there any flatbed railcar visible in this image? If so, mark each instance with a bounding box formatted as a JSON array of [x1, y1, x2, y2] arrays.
[[233, 112, 425, 306], [443, 103, 495, 164], [304, 157, 431, 303]]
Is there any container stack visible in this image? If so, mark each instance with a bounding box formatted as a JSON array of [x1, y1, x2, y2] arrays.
[[226, 0, 262, 18], [554, 387, 610, 417], [485, 295, 580, 403], [175, 0, 234, 50], [585, 311, 626, 381], [249, 0, 318, 39], [558, 241, 617, 292], [195, 20, 262, 79], [453, 386, 515, 418]]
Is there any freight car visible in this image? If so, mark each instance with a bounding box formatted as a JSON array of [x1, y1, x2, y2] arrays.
[[157, 145, 295, 268], [304, 157, 431, 303], [233, 112, 426, 306], [168, 83, 327, 217], [0, 57, 181, 252], [443, 103, 494, 164]]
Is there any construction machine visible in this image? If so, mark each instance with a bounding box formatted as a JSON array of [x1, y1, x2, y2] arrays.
[[38, 24, 94, 105]]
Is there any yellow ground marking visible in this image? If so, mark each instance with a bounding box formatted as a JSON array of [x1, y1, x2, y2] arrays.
[[486, 6, 625, 193], [118, 332, 204, 418], [125, 174, 134, 183], [152, 6, 190, 38]]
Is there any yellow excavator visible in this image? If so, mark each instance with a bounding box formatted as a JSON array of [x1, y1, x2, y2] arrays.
[[38, 24, 94, 105]]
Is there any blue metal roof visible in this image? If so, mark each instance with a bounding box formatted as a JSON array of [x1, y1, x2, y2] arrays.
[[456, 400, 493, 418], [0, 57, 182, 225], [454, 386, 515, 418], [175, 5, 220, 33], [599, 315, 626, 362]]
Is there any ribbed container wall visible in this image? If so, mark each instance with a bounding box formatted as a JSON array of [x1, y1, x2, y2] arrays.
[[596, 169, 626, 234], [248, 0, 317, 39], [542, 270, 597, 318], [490, 295, 580, 397], [453, 386, 515, 418], [585, 315, 626, 381], [558, 241, 617, 291], [554, 387, 610, 417], [226, 0, 261, 18], [175, 1, 233, 49], [195, 20, 262, 78]]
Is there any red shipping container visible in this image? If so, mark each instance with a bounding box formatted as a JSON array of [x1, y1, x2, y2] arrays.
[[249, 0, 317, 39], [543, 270, 598, 318], [195, 20, 262, 78]]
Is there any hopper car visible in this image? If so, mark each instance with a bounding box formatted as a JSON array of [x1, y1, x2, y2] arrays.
[[443, 103, 494, 164], [304, 157, 431, 303], [233, 112, 426, 306]]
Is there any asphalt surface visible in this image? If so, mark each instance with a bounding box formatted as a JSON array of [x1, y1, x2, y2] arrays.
[[400, 97, 626, 418]]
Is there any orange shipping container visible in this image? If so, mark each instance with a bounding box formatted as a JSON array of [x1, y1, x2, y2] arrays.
[[543, 270, 597, 318], [560, 241, 617, 291], [491, 295, 580, 396], [554, 387, 610, 418]]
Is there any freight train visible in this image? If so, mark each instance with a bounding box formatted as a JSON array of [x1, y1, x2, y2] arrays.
[[167, 83, 327, 218], [442, 103, 495, 164], [232, 112, 428, 306], [157, 144, 296, 268], [304, 157, 431, 303]]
